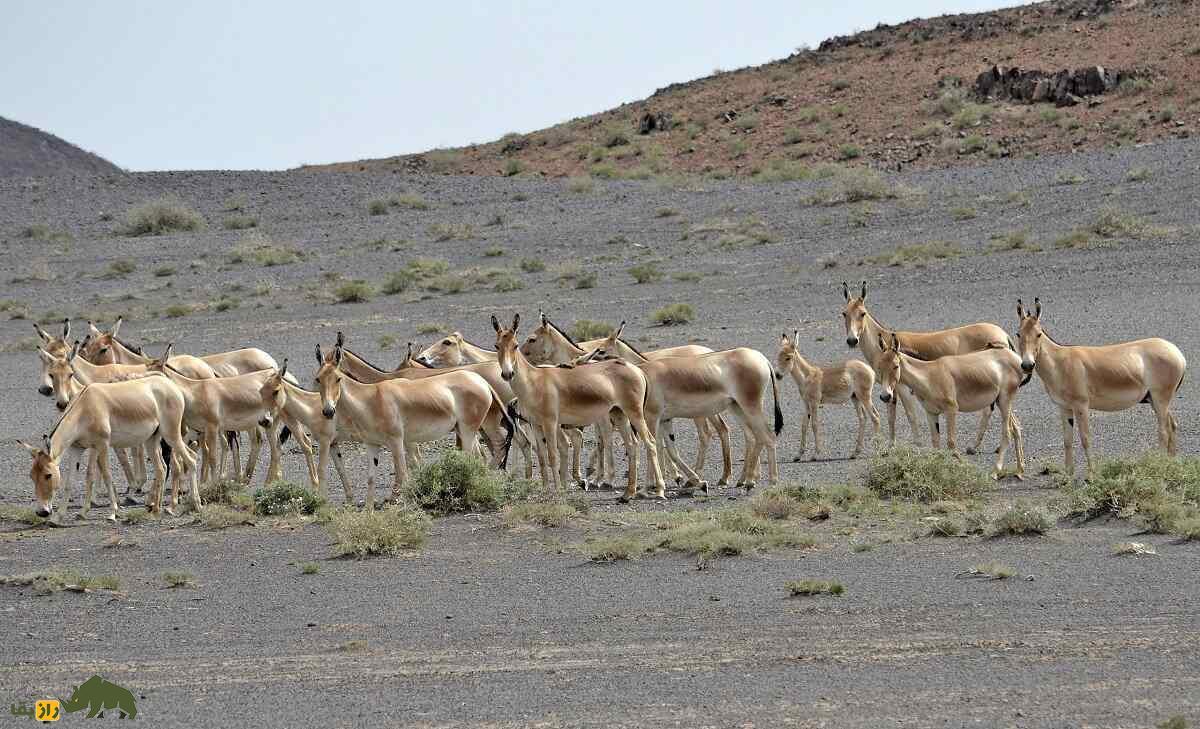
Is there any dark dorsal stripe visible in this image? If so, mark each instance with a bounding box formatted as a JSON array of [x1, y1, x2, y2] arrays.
[[616, 337, 646, 358], [459, 337, 496, 354], [342, 347, 390, 375], [544, 319, 581, 348]]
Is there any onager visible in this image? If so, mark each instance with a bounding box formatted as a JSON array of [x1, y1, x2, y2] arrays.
[[257, 361, 340, 497], [321, 333, 529, 475], [776, 329, 880, 460], [1016, 297, 1186, 477], [315, 341, 509, 508], [875, 332, 1026, 480], [842, 281, 1011, 445], [494, 313, 668, 500], [19, 377, 199, 520], [146, 345, 285, 485], [80, 319, 216, 379], [520, 316, 733, 488], [415, 332, 497, 367], [33, 319, 72, 394]]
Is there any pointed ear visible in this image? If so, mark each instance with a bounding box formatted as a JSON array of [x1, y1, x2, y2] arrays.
[[33, 322, 52, 342], [491, 315, 501, 333], [16, 439, 39, 455], [892, 333, 899, 350], [1016, 299, 1025, 321], [511, 313, 520, 332], [315, 344, 324, 366], [68, 341, 79, 362], [336, 331, 345, 347], [110, 316, 122, 338], [614, 321, 626, 339], [1034, 297, 1042, 319], [405, 341, 414, 359], [539, 310, 548, 327], [37, 347, 54, 365], [162, 342, 174, 361], [61, 318, 70, 340], [42, 433, 51, 452], [87, 321, 102, 337], [333, 345, 343, 366], [842, 281, 850, 301], [877, 332, 887, 351], [779, 333, 790, 346], [793, 328, 800, 346], [860, 281, 867, 301], [278, 359, 288, 379]]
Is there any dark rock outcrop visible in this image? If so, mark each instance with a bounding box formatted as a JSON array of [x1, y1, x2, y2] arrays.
[[0, 116, 121, 178], [972, 65, 1142, 106]]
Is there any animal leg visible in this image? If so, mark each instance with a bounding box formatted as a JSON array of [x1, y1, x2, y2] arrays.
[[708, 413, 732, 486], [945, 408, 959, 454], [1150, 398, 1173, 455], [796, 405, 809, 460], [991, 402, 1011, 479], [146, 436, 166, 514], [391, 440, 410, 502], [1009, 412, 1026, 479], [692, 417, 711, 474], [968, 404, 993, 456], [81, 448, 99, 519], [851, 398, 866, 459], [1059, 408, 1075, 479], [96, 447, 119, 521], [811, 402, 824, 458], [331, 442, 354, 503], [1075, 407, 1095, 476], [634, 415, 666, 500], [926, 412, 941, 449], [365, 443, 380, 510], [243, 428, 264, 484]]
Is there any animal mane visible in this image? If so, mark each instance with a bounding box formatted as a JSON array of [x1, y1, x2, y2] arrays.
[[459, 336, 496, 353], [616, 337, 645, 358], [544, 319, 581, 348], [342, 347, 390, 374], [47, 383, 89, 441]]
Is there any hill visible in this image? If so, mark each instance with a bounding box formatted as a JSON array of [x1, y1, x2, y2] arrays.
[[0, 115, 122, 178], [315, 0, 1198, 178]]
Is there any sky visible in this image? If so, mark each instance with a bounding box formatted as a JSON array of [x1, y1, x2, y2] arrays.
[[2, 0, 1008, 172]]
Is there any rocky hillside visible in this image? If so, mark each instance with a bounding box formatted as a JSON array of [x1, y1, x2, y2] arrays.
[[0, 116, 122, 178], [315, 0, 1198, 178]]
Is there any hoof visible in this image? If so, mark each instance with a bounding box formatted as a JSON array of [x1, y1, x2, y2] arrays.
[[1014, 472, 1026, 481], [965, 447, 976, 456], [121, 496, 140, 506], [106, 513, 118, 523], [164, 507, 178, 517], [716, 478, 729, 487], [599, 481, 615, 491], [616, 494, 631, 504], [739, 480, 757, 491], [674, 475, 684, 486], [792, 455, 804, 463], [699, 481, 711, 495], [74, 512, 87, 521], [655, 491, 667, 501]]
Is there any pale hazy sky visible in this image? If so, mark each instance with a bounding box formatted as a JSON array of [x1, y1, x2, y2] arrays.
[[3, 1, 1007, 171]]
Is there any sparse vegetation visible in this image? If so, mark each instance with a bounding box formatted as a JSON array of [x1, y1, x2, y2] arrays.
[[869, 240, 961, 266], [628, 262, 663, 284], [301, 562, 321, 575], [228, 234, 302, 266], [1053, 171, 1086, 186], [988, 230, 1041, 253], [153, 265, 176, 277], [327, 505, 430, 558], [197, 504, 256, 529], [163, 571, 195, 589], [837, 143, 862, 160], [428, 223, 477, 241], [0, 569, 120, 595], [566, 176, 594, 193], [962, 562, 1014, 580], [651, 303, 693, 326], [1061, 454, 1200, 538], [582, 534, 655, 562], [1126, 167, 1152, 182], [951, 206, 977, 220], [520, 258, 546, 273], [491, 273, 524, 292], [686, 214, 776, 247], [786, 579, 844, 597], [406, 451, 517, 515], [809, 168, 907, 206], [120, 198, 203, 236], [164, 304, 193, 318], [253, 481, 325, 516], [504, 501, 580, 528], [484, 247, 505, 257], [416, 322, 444, 335], [989, 501, 1053, 536], [575, 271, 597, 289], [102, 259, 136, 278], [222, 215, 258, 230], [863, 444, 989, 502], [335, 280, 374, 303], [368, 199, 389, 216]]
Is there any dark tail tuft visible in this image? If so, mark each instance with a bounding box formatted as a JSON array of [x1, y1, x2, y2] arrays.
[[226, 430, 239, 448], [771, 368, 784, 436], [279, 424, 291, 445], [499, 407, 514, 471], [160, 440, 173, 480]]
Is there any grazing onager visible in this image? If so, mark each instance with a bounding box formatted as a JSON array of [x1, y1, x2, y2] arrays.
[[776, 329, 879, 460], [18, 377, 199, 520], [842, 281, 1011, 445], [493, 313, 668, 500], [315, 340, 508, 508], [875, 332, 1026, 480], [1016, 297, 1185, 477]]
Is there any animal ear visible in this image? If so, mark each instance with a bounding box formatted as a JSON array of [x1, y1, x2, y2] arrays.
[[68, 341, 79, 362], [793, 328, 800, 346], [860, 281, 868, 301], [614, 321, 625, 339], [33, 322, 52, 342], [110, 317, 122, 338], [314, 344, 324, 366], [892, 333, 900, 350], [491, 315, 501, 333], [87, 321, 101, 337], [336, 331, 345, 347], [842, 281, 850, 301], [16, 439, 39, 455], [279, 359, 288, 379], [61, 318, 70, 340], [1016, 299, 1025, 321], [539, 310, 548, 327], [162, 342, 174, 361], [877, 332, 886, 351], [511, 313, 520, 333], [42, 433, 51, 452], [1034, 297, 1042, 319], [405, 341, 414, 360], [779, 333, 790, 347], [37, 347, 54, 364], [333, 344, 343, 366]]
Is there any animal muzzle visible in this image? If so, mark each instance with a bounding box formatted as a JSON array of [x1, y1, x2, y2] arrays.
[[35, 505, 51, 518], [1021, 360, 1035, 373], [38, 385, 52, 397], [879, 391, 892, 404], [55, 401, 68, 411], [774, 370, 784, 381], [259, 416, 273, 429], [500, 370, 514, 382], [414, 356, 432, 367], [322, 405, 336, 419], [846, 336, 859, 348]]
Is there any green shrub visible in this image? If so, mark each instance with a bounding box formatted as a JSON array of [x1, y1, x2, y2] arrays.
[[989, 501, 1053, 536], [163, 571, 195, 588], [491, 273, 524, 292], [368, 199, 389, 216], [424, 273, 466, 294], [103, 260, 136, 278], [869, 241, 961, 266], [335, 281, 374, 303], [327, 505, 430, 558], [153, 265, 176, 277], [652, 303, 693, 326], [570, 319, 613, 341], [837, 144, 862, 160], [582, 534, 655, 562], [223, 215, 258, 230], [567, 176, 594, 193], [120, 198, 203, 236], [381, 270, 415, 295], [862, 444, 989, 502], [163, 304, 192, 318], [628, 262, 663, 284], [504, 502, 579, 528], [253, 481, 325, 516], [393, 193, 429, 210], [786, 579, 844, 596], [575, 271, 597, 289], [197, 504, 256, 529], [428, 223, 476, 241], [406, 451, 510, 514], [519, 258, 546, 273], [1062, 454, 1200, 535]]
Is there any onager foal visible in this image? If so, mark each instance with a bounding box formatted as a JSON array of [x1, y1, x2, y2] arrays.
[[19, 377, 199, 520], [842, 281, 1011, 446], [776, 330, 879, 460], [494, 314, 668, 500], [1016, 298, 1186, 477], [875, 333, 1026, 480]]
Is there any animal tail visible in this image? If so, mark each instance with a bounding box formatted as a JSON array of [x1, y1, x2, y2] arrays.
[[770, 367, 784, 436], [279, 424, 291, 445], [160, 440, 173, 480], [226, 430, 239, 448], [485, 384, 515, 470]]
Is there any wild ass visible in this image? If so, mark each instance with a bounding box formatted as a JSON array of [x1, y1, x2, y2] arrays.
[[80, 319, 217, 379], [875, 332, 1026, 479], [494, 313, 669, 500], [321, 333, 530, 474], [776, 329, 880, 460], [842, 281, 1011, 445], [1016, 297, 1186, 477], [415, 332, 497, 367], [256, 361, 341, 498], [18, 377, 199, 520], [315, 340, 511, 508]]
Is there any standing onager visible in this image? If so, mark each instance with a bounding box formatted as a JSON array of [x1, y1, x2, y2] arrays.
[[321, 333, 526, 474], [18, 377, 199, 520], [875, 332, 1026, 480], [256, 361, 340, 498], [493, 313, 668, 500], [315, 341, 511, 508], [33, 319, 72, 394], [1016, 297, 1186, 477], [146, 345, 289, 485], [841, 281, 1011, 445], [80, 319, 217, 379], [776, 330, 880, 460], [415, 332, 497, 367]]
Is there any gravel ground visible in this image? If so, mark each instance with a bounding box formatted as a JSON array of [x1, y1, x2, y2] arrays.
[[1, 139, 1199, 727]]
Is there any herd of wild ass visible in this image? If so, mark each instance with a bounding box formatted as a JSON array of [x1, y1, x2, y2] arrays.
[[18, 281, 1186, 522]]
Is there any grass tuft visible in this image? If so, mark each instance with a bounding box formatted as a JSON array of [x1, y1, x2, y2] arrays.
[[651, 303, 693, 326], [786, 579, 844, 597], [989, 500, 1053, 536], [869, 241, 961, 266], [120, 198, 203, 236], [334, 280, 375, 303], [406, 451, 515, 514], [328, 506, 430, 558], [163, 571, 195, 589], [253, 481, 325, 517], [863, 444, 989, 502]]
